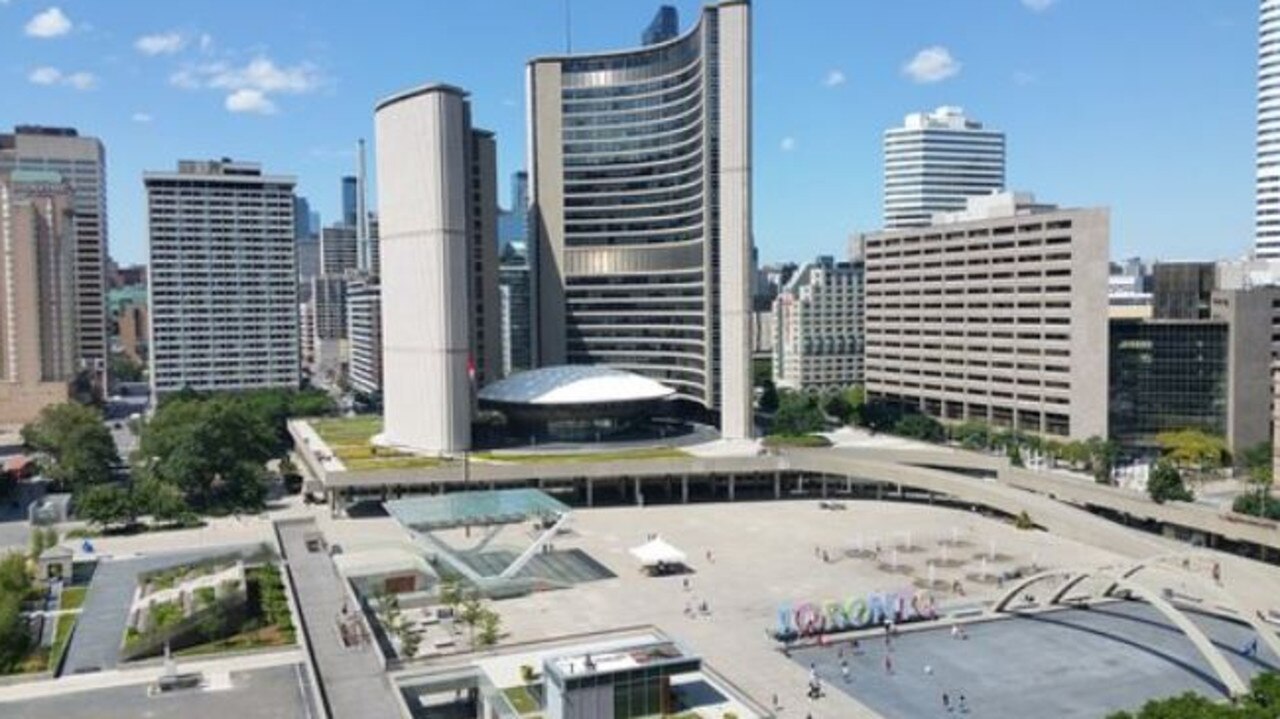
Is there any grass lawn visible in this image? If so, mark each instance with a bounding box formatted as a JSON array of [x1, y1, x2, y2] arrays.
[[59, 586, 87, 611], [308, 416, 447, 471], [762, 434, 832, 448], [174, 624, 295, 657], [501, 685, 541, 715], [473, 447, 688, 465], [50, 614, 75, 668]]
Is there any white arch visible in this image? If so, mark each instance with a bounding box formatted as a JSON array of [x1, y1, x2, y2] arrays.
[[993, 567, 1250, 697]]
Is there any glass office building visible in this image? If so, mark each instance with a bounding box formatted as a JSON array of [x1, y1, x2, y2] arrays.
[[1108, 319, 1229, 449]]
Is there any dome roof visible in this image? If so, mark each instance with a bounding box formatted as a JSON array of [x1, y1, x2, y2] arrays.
[[479, 365, 676, 406]]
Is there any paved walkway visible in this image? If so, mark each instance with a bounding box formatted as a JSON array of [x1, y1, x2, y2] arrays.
[[275, 518, 400, 719]]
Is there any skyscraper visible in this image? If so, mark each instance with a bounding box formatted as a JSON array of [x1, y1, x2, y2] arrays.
[[0, 171, 78, 423], [319, 224, 359, 276], [375, 83, 499, 454], [498, 170, 528, 254], [0, 126, 108, 381], [527, 0, 754, 439], [1258, 0, 1280, 256], [883, 106, 1005, 229], [341, 175, 358, 227], [146, 159, 299, 397], [642, 6, 679, 45]]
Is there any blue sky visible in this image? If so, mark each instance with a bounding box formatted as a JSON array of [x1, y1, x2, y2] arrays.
[[0, 0, 1259, 266]]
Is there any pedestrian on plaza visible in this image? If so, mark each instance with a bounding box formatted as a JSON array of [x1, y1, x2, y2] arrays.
[[1213, 562, 1222, 585], [771, 693, 780, 711], [943, 692, 951, 712], [958, 693, 968, 713], [884, 653, 893, 674], [842, 663, 850, 682], [851, 637, 861, 654]]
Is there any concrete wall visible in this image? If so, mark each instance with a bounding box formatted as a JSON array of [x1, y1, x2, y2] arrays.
[[1212, 287, 1280, 455], [375, 86, 473, 454]]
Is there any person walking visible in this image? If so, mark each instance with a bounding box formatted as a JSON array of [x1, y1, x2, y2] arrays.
[[884, 653, 893, 674], [943, 692, 951, 713], [841, 659, 850, 683]]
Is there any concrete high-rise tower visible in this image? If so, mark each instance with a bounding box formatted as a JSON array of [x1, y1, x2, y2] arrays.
[[375, 83, 499, 454], [527, 0, 754, 439], [0, 126, 108, 382], [883, 107, 1005, 229], [1258, 0, 1280, 256], [145, 159, 300, 397], [0, 171, 78, 423]]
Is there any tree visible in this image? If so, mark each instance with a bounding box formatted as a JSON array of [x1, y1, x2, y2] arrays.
[[1147, 461, 1193, 504], [822, 391, 854, 425], [1240, 441, 1275, 518], [892, 414, 944, 443], [0, 593, 29, 673], [758, 381, 779, 414], [1106, 671, 1280, 719], [477, 608, 501, 647], [1157, 429, 1229, 482], [137, 478, 191, 525], [75, 484, 137, 529], [0, 553, 30, 597], [438, 580, 463, 611], [1084, 436, 1119, 484], [21, 403, 118, 493], [952, 421, 992, 451], [136, 395, 275, 511], [770, 391, 825, 436], [459, 593, 485, 648], [109, 353, 145, 383]]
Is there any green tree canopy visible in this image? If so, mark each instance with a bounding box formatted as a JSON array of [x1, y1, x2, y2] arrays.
[[1147, 461, 1193, 504], [135, 395, 275, 511], [1156, 429, 1229, 472], [75, 484, 137, 529], [770, 391, 825, 436], [20, 403, 118, 493], [893, 414, 944, 442]]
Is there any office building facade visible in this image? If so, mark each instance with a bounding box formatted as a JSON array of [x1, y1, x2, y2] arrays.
[[859, 192, 1109, 440], [0, 171, 77, 422], [146, 159, 299, 396], [883, 107, 1005, 229], [347, 275, 382, 397], [527, 0, 754, 439], [772, 256, 864, 391], [375, 83, 499, 454], [0, 126, 108, 380], [499, 245, 533, 376], [320, 224, 359, 276], [1259, 0, 1280, 256]]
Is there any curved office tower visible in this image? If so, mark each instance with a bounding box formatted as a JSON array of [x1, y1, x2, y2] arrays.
[[528, 0, 753, 439], [375, 84, 499, 454]]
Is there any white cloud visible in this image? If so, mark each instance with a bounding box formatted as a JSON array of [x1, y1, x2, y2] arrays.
[[24, 6, 71, 37], [198, 33, 213, 53], [207, 57, 323, 93], [171, 55, 325, 115], [823, 69, 846, 88], [63, 71, 94, 90], [28, 65, 93, 89], [780, 136, 797, 152], [225, 88, 277, 115], [1021, 0, 1056, 11], [903, 46, 961, 84], [135, 31, 184, 55], [131, 112, 153, 123], [27, 65, 61, 84]]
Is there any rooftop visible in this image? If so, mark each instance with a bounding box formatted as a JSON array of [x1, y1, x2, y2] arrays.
[[479, 365, 676, 406]]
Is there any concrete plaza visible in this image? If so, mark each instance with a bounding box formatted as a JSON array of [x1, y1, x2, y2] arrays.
[[323, 499, 1145, 717]]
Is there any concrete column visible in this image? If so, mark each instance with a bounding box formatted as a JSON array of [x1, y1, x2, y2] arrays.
[[821, 476, 829, 498], [681, 474, 689, 504], [774, 472, 782, 499], [634, 477, 642, 507], [586, 479, 594, 508], [728, 475, 736, 502], [845, 475, 852, 494], [898, 483, 905, 499], [877, 483, 884, 501]]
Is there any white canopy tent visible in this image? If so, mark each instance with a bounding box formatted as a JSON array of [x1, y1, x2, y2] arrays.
[[629, 537, 687, 568]]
